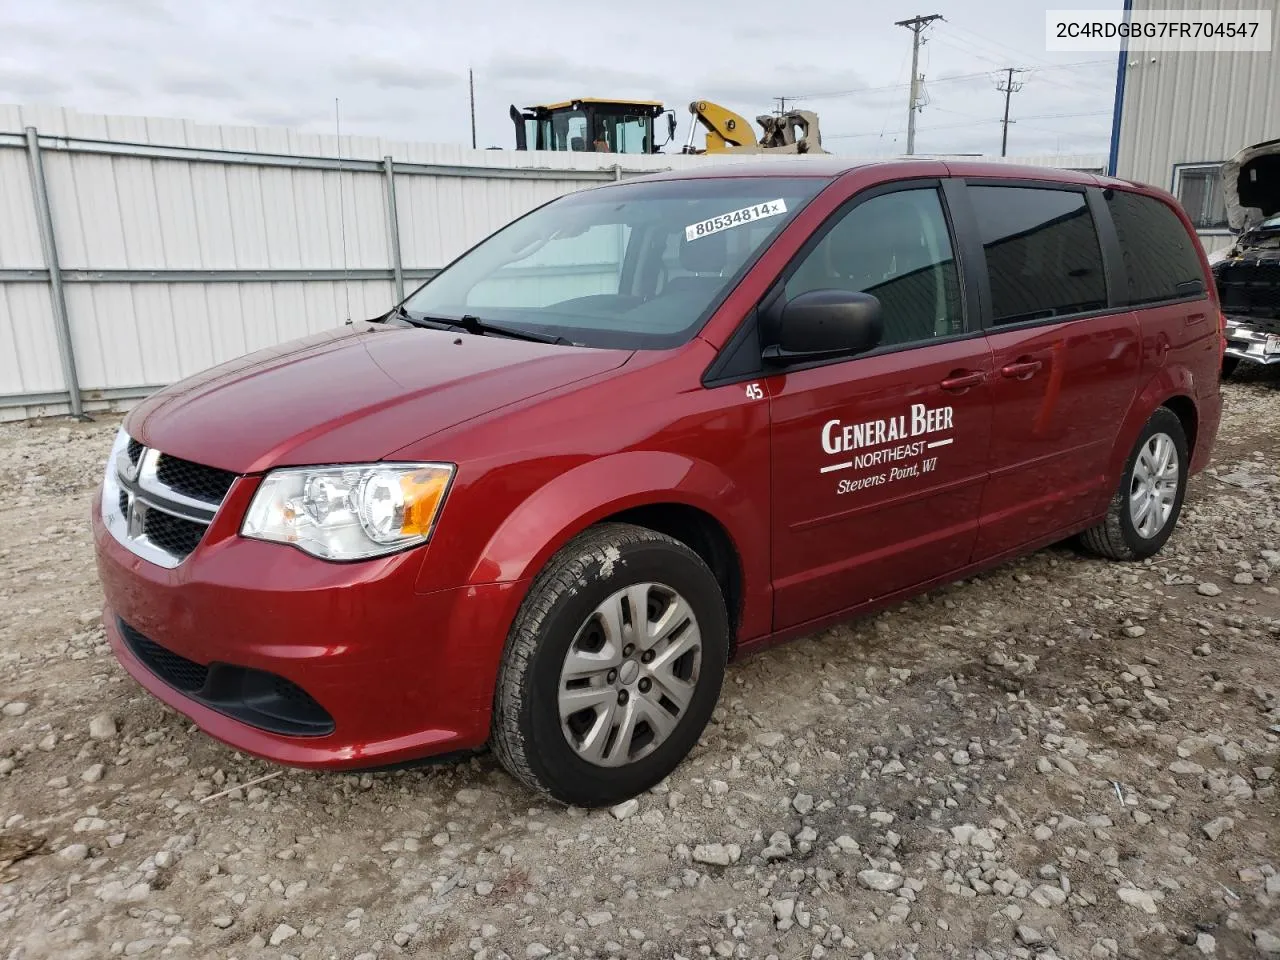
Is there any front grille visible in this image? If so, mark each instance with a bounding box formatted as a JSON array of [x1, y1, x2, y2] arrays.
[[104, 434, 239, 568], [156, 455, 237, 504], [117, 619, 335, 737], [142, 509, 207, 560], [120, 621, 209, 692]]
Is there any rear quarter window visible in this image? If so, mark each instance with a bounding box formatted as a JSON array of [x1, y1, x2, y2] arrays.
[[1105, 190, 1206, 305], [969, 185, 1108, 325]]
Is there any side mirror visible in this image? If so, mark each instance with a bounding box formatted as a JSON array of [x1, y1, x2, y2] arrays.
[[763, 289, 883, 364]]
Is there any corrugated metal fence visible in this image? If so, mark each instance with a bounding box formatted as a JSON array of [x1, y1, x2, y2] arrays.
[[0, 103, 1104, 421]]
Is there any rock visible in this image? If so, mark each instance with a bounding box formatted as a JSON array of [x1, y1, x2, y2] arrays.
[[81, 763, 105, 783], [1195, 932, 1216, 955], [268, 924, 296, 946], [1255, 766, 1275, 781], [609, 799, 639, 821], [1031, 884, 1067, 907], [474, 881, 494, 896], [692, 843, 740, 867], [526, 944, 552, 959], [2, 702, 29, 717], [773, 898, 796, 931], [1017, 926, 1044, 947], [857, 870, 903, 892], [89, 713, 117, 740], [834, 835, 859, 853], [211, 917, 233, 929], [761, 831, 792, 861], [1254, 930, 1280, 956], [1123, 625, 1147, 638], [58, 843, 89, 861], [1232, 571, 1254, 585], [585, 911, 612, 927], [1169, 760, 1205, 775], [1034, 825, 1053, 842], [792, 793, 814, 814], [1267, 875, 1280, 897], [1117, 887, 1158, 914], [1202, 816, 1234, 841], [1197, 582, 1222, 597], [124, 939, 157, 956], [952, 750, 971, 765]]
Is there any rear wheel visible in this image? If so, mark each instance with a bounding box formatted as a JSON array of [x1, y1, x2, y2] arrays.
[[491, 523, 728, 806], [1222, 355, 1240, 379], [1080, 407, 1188, 561]]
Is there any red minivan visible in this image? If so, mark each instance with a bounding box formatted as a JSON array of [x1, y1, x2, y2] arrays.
[[93, 159, 1223, 806]]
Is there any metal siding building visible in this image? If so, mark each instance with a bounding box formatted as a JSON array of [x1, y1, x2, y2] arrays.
[[1, 102, 1103, 421], [1113, 0, 1280, 254]]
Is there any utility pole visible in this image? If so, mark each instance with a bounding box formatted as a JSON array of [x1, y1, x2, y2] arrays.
[[775, 96, 788, 116], [895, 13, 941, 155], [996, 67, 1027, 157], [469, 69, 477, 149]]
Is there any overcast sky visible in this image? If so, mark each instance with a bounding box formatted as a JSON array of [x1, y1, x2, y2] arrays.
[[2, 0, 1123, 158]]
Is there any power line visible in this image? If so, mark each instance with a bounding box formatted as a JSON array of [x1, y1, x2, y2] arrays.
[[784, 59, 1110, 103]]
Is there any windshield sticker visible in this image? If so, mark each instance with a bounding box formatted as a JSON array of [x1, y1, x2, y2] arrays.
[[685, 199, 787, 242]]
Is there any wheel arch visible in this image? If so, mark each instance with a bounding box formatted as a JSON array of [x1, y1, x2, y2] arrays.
[[1100, 366, 1201, 514], [462, 450, 767, 654]]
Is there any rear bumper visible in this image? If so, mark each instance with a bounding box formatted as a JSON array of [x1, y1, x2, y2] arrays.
[[93, 500, 527, 770]]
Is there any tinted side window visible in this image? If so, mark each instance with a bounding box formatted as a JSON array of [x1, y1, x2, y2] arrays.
[[969, 186, 1108, 325], [785, 188, 963, 348], [1105, 190, 1205, 305]]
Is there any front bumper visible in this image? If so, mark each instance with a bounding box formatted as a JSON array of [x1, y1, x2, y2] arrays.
[[92, 491, 527, 770], [1224, 318, 1280, 365]]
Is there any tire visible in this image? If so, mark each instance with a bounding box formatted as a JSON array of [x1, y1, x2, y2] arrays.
[[1221, 355, 1240, 379], [1080, 407, 1189, 561], [491, 522, 729, 806]]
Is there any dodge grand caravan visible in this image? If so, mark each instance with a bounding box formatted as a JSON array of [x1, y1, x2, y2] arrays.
[[94, 159, 1224, 806]]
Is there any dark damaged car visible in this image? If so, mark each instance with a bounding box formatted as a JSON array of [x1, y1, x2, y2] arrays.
[[1216, 137, 1280, 375]]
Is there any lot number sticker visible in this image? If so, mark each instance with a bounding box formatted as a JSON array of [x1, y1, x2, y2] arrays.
[[685, 199, 787, 242]]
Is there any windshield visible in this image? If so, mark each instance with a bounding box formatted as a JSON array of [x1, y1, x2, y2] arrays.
[[401, 176, 828, 349]]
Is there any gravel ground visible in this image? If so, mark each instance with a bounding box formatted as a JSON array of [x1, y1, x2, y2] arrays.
[[1, 373, 1278, 960]]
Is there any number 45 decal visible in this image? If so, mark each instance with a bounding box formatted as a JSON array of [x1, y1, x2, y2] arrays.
[[745, 383, 765, 401]]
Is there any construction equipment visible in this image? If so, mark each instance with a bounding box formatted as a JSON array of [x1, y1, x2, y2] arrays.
[[681, 100, 828, 155], [509, 99, 677, 154]]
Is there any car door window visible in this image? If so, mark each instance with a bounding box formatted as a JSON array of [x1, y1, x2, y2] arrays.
[[1104, 190, 1205, 305], [785, 188, 964, 347], [968, 186, 1108, 325]]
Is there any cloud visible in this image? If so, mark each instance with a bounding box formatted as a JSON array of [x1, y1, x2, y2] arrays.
[[0, 67, 71, 100], [161, 75, 244, 100], [334, 58, 461, 92]]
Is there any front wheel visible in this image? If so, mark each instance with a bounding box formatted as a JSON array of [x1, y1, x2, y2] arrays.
[[1080, 407, 1188, 561], [491, 523, 729, 806]]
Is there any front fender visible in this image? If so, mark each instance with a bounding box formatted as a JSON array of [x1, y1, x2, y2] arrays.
[[461, 450, 771, 640]]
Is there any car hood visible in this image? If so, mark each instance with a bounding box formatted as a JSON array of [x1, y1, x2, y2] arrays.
[[1223, 137, 1280, 233], [125, 322, 633, 473]]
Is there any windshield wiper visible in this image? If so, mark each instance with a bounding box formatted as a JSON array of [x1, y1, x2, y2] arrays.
[[409, 311, 569, 345]]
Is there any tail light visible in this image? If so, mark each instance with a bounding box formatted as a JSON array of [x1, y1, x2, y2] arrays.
[[1219, 311, 1228, 358]]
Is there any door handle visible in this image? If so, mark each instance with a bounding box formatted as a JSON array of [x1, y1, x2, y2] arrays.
[[940, 370, 986, 391], [1186, 313, 1207, 325], [1000, 359, 1043, 379]]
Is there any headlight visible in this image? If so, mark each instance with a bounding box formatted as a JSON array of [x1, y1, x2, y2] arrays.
[[241, 462, 454, 560]]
